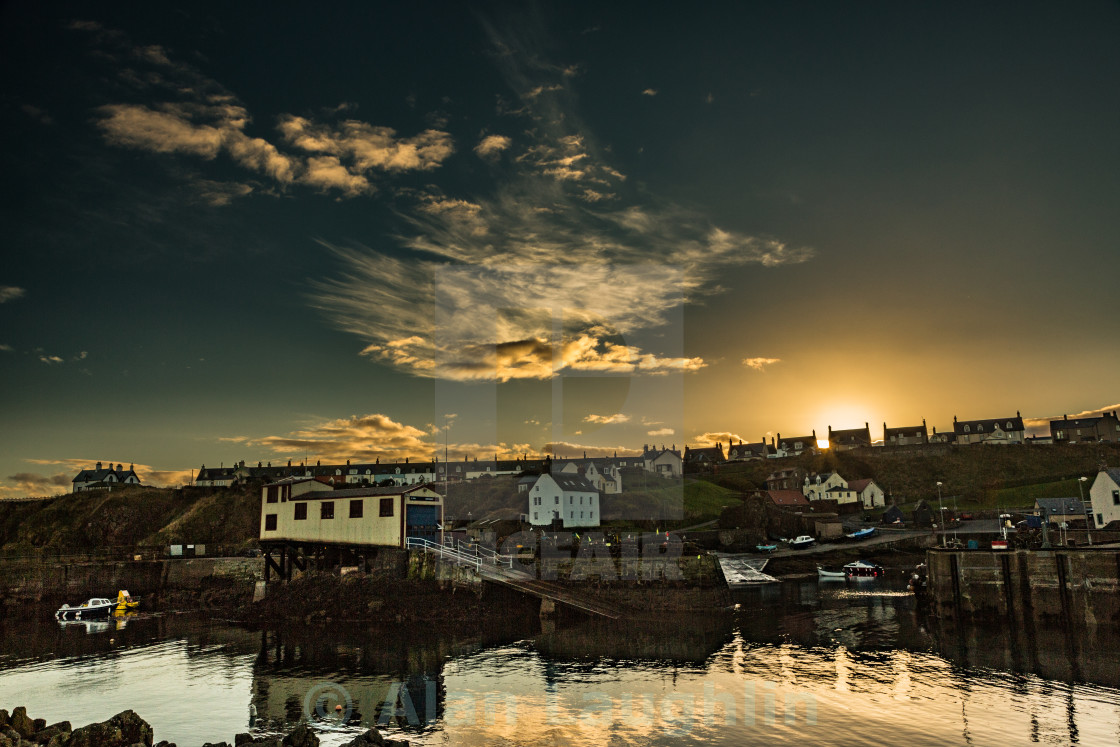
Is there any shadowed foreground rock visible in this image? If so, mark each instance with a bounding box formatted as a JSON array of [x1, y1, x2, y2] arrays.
[[0, 707, 410, 747]]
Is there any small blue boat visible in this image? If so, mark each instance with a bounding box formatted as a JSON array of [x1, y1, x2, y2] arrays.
[[845, 527, 876, 540], [755, 543, 777, 553]]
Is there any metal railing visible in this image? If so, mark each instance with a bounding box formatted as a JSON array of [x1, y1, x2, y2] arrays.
[[407, 537, 482, 572], [411, 536, 516, 570]]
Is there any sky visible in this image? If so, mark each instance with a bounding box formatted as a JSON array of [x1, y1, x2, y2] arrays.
[[1, 1, 1118, 498]]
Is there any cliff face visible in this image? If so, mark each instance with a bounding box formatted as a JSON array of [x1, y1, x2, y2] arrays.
[[0, 485, 260, 552]]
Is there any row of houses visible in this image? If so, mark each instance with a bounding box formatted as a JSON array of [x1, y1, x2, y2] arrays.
[[685, 411, 1120, 465]]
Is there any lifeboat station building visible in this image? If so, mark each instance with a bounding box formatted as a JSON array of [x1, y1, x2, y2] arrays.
[[258, 476, 443, 581]]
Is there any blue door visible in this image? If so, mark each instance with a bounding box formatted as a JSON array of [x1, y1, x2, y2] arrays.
[[406, 505, 440, 543]]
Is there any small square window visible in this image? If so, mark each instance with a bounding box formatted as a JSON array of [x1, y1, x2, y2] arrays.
[[294, 503, 307, 520], [321, 502, 334, 520], [264, 513, 277, 531], [349, 499, 363, 518], [266, 486, 278, 503], [380, 498, 394, 517]]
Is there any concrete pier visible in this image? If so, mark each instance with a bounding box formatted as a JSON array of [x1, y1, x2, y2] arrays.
[[926, 548, 1120, 627]]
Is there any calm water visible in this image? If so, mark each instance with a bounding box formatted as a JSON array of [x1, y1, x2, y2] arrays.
[[2, 582, 1119, 746]]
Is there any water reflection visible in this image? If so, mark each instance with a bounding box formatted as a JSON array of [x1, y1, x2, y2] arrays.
[[1, 586, 1119, 746]]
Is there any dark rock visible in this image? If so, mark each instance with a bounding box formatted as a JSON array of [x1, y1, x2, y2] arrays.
[[45, 736, 70, 747], [0, 709, 8, 727], [201, 742, 231, 747], [281, 723, 319, 747], [47, 721, 72, 734], [0, 726, 18, 741], [9, 707, 35, 738], [234, 733, 253, 746], [31, 724, 69, 744], [154, 741, 177, 747], [250, 739, 282, 747], [68, 709, 153, 747], [0, 733, 16, 747], [341, 728, 401, 746], [33, 718, 47, 732]]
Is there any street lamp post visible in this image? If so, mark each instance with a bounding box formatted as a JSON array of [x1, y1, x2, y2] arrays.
[[937, 481, 945, 547], [1078, 476, 1092, 546]]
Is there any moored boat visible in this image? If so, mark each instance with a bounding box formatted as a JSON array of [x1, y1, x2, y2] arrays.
[[789, 535, 816, 550], [843, 560, 884, 579], [56, 598, 115, 620], [845, 527, 876, 540], [817, 566, 846, 580], [755, 543, 777, 553]]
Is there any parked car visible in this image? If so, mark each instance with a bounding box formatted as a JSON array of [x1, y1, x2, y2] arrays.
[[959, 512, 974, 521]]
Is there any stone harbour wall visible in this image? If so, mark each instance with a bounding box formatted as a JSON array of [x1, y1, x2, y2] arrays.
[[926, 548, 1120, 627]]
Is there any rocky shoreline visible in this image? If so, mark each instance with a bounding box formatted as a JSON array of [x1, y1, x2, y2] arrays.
[[0, 706, 408, 747]]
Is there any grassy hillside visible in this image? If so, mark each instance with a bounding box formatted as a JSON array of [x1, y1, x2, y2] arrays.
[[703, 444, 1114, 508], [0, 485, 261, 551]]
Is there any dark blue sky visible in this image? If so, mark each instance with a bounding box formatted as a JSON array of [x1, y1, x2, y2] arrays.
[[2, 1, 1118, 495]]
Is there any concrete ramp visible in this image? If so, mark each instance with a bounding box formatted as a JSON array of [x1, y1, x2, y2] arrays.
[[718, 556, 779, 587]]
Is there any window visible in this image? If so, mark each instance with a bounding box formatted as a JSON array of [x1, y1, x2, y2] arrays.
[[533, 512, 538, 521], [964, 425, 970, 433], [1098, 513, 1104, 526], [590, 510, 594, 519], [1113, 490, 1119, 506], [266, 486, 278, 503], [321, 502, 334, 520], [264, 514, 277, 531], [1006, 421, 1013, 429], [380, 498, 394, 517], [977, 424, 984, 432], [294, 502, 307, 520], [349, 499, 363, 518]]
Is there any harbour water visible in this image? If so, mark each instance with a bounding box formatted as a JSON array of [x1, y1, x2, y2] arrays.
[[2, 581, 1119, 746]]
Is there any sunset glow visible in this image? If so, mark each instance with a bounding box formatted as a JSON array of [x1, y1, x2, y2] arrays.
[[0, 4, 1118, 496]]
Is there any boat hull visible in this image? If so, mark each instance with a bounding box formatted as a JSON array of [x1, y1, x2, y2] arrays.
[[56, 604, 113, 620]]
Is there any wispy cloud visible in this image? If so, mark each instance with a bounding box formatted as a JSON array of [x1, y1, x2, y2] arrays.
[[692, 431, 743, 448], [474, 134, 512, 159], [542, 442, 639, 459], [743, 356, 781, 371], [584, 413, 629, 425], [641, 88, 658, 97], [234, 413, 529, 463], [77, 23, 452, 201], [647, 427, 674, 437], [0, 286, 26, 303], [39, 355, 64, 365], [0, 344, 12, 353], [309, 18, 814, 383]]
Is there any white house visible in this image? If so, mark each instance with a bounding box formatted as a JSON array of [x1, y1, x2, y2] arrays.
[[72, 462, 141, 492], [259, 477, 443, 548], [527, 473, 600, 528], [1089, 468, 1120, 528], [847, 478, 886, 509], [645, 448, 683, 478], [802, 472, 847, 501]]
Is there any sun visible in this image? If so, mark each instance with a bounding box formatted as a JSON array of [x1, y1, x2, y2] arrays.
[[816, 439, 830, 450]]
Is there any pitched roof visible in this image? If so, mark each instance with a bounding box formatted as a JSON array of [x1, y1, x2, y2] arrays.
[[847, 478, 875, 492], [884, 424, 927, 439], [73, 465, 139, 483], [1036, 497, 1085, 515], [828, 425, 871, 445], [767, 490, 810, 507], [544, 473, 599, 493], [954, 415, 1024, 435]]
